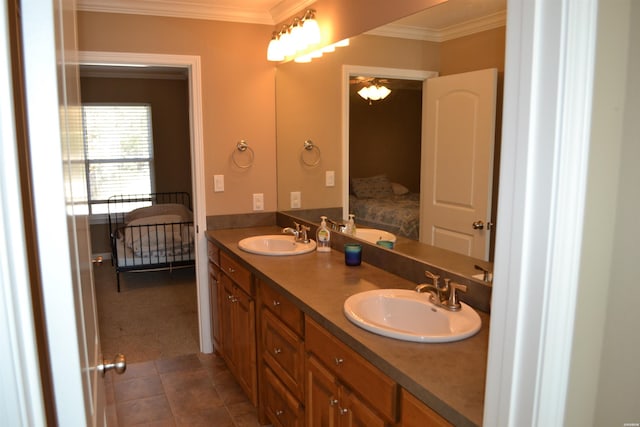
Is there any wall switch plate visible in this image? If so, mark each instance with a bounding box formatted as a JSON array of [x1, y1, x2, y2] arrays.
[[253, 193, 264, 211], [290, 191, 301, 208], [326, 170, 335, 187], [214, 174, 224, 192]]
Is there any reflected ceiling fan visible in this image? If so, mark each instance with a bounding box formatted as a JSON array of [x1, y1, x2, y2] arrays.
[[350, 76, 392, 104]]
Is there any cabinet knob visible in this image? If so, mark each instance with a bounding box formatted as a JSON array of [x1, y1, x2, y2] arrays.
[[275, 410, 284, 417], [273, 348, 282, 355], [329, 398, 338, 406], [227, 267, 235, 273], [334, 357, 344, 366], [339, 407, 349, 415], [272, 300, 281, 307]]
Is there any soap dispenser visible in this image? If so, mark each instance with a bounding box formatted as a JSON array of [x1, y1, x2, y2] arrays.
[[346, 214, 357, 236], [316, 216, 331, 252]]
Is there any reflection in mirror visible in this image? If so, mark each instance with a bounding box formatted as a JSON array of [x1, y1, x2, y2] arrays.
[[276, 1, 506, 284]]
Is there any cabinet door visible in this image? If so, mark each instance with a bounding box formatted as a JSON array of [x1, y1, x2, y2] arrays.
[[306, 355, 339, 427], [208, 262, 221, 352], [233, 285, 258, 405], [219, 275, 236, 370], [341, 387, 386, 427], [399, 389, 452, 427]]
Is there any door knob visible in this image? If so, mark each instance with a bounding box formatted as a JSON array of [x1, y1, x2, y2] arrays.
[[472, 220, 484, 230], [98, 353, 126, 377], [92, 256, 103, 266]]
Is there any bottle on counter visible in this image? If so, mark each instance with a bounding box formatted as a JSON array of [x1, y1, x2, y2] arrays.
[[316, 216, 331, 252], [345, 214, 357, 236]]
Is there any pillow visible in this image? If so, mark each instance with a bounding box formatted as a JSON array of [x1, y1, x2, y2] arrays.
[[391, 182, 410, 195], [351, 175, 394, 199], [125, 203, 192, 224]]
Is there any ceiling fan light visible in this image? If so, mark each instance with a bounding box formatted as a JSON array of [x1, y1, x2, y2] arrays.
[[357, 86, 371, 100], [377, 85, 391, 99]]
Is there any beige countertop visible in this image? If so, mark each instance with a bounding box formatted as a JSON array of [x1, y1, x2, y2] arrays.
[[208, 226, 488, 426]]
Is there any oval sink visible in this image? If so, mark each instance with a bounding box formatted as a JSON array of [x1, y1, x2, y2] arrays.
[[354, 228, 396, 244], [343, 289, 481, 343], [238, 235, 316, 256]]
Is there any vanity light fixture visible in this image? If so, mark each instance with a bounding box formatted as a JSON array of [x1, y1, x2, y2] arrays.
[[267, 9, 350, 63]]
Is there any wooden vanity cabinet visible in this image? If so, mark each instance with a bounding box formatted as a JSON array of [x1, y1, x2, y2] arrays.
[[258, 279, 305, 427], [207, 241, 221, 352], [398, 388, 453, 427], [218, 251, 257, 406], [305, 317, 397, 426]]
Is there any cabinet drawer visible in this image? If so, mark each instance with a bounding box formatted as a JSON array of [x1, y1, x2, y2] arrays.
[[305, 317, 397, 421], [263, 366, 304, 427], [400, 389, 452, 427], [259, 281, 304, 336], [207, 240, 220, 266], [261, 308, 305, 400], [220, 251, 252, 295]]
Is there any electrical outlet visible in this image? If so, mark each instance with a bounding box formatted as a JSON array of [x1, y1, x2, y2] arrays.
[[214, 174, 224, 192], [290, 191, 301, 209], [253, 193, 264, 211], [326, 170, 335, 187]]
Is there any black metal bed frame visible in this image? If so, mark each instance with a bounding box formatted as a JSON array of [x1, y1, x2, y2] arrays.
[[108, 192, 195, 292]]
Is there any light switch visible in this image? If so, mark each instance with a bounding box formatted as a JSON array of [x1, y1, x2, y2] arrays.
[[290, 191, 301, 209], [214, 174, 224, 192], [253, 193, 264, 211], [326, 170, 335, 187]]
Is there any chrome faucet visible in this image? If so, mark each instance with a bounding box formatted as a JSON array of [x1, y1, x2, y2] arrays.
[[415, 271, 467, 312], [326, 218, 346, 232], [282, 221, 310, 243]]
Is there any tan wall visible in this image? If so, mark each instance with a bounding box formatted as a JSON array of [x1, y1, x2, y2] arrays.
[[78, 12, 277, 216], [81, 76, 192, 195]]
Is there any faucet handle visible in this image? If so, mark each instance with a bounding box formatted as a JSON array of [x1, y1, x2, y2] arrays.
[[444, 280, 467, 311], [424, 270, 440, 288]]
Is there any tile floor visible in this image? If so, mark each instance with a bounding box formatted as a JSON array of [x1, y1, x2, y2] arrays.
[[105, 352, 261, 426]]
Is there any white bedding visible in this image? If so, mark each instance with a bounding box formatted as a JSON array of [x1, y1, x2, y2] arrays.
[[115, 204, 195, 267]]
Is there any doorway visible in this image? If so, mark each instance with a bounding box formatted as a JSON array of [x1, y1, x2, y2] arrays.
[[79, 51, 211, 353]]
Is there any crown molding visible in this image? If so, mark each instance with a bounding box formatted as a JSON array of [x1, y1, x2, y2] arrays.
[[367, 10, 506, 42], [269, 0, 315, 24], [77, 0, 272, 24], [77, 0, 312, 25]]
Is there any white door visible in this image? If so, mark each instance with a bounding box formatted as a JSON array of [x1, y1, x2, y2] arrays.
[[20, 0, 111, 424], [419, 68, 498, 260]]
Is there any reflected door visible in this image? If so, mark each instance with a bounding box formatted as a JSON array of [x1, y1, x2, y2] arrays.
[[420, 68, 498, 260]]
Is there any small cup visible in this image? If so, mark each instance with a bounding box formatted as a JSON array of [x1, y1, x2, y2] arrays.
[[376, 240, 394, 249], [344, 243, 362, 266]]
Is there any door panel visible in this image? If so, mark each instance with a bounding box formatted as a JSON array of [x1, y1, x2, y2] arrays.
[[420, 68, 498, 260]]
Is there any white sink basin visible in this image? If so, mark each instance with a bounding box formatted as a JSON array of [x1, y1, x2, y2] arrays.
[[343, 289, 481, 343], [354, 228, 396, 244], [238, 235, 316, 256]]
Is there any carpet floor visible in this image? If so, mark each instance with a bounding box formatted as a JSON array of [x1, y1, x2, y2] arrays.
[[94, 263, 200, 363]]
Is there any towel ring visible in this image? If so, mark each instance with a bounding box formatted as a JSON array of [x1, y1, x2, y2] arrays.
[[302, 139, 321, 167], [232, 140, 254, 169]]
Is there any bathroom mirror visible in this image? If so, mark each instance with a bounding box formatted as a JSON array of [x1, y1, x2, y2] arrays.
[[275, 1, 506, 279]]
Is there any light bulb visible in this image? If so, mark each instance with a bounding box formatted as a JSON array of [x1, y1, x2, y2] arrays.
[[377, 85, 391, 99], [267, 33, 284, 61], [357, 87, 370, 100], [302, 18, 321, 45]]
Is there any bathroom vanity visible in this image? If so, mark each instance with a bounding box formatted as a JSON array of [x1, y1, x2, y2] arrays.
[[207, 226, 489, 426]]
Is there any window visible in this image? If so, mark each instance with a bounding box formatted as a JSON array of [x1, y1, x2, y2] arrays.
[[81, 104, 154, 215]]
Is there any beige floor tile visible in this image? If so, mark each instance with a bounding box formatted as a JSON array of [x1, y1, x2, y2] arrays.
[[116, 394, 174, 426]]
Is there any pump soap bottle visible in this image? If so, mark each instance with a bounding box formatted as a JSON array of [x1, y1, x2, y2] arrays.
[[316, 216, 331, 252], [346, 214, 357, 236]]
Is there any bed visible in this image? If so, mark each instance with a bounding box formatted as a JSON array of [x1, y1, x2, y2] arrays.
[[349, 174, 420, 240], [108, 192, 195, 292]]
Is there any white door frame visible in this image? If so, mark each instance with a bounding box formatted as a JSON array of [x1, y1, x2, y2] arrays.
[[78, 51, 212, 353], [341, 65, 437, 221], [483, 0, 598, 425]]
